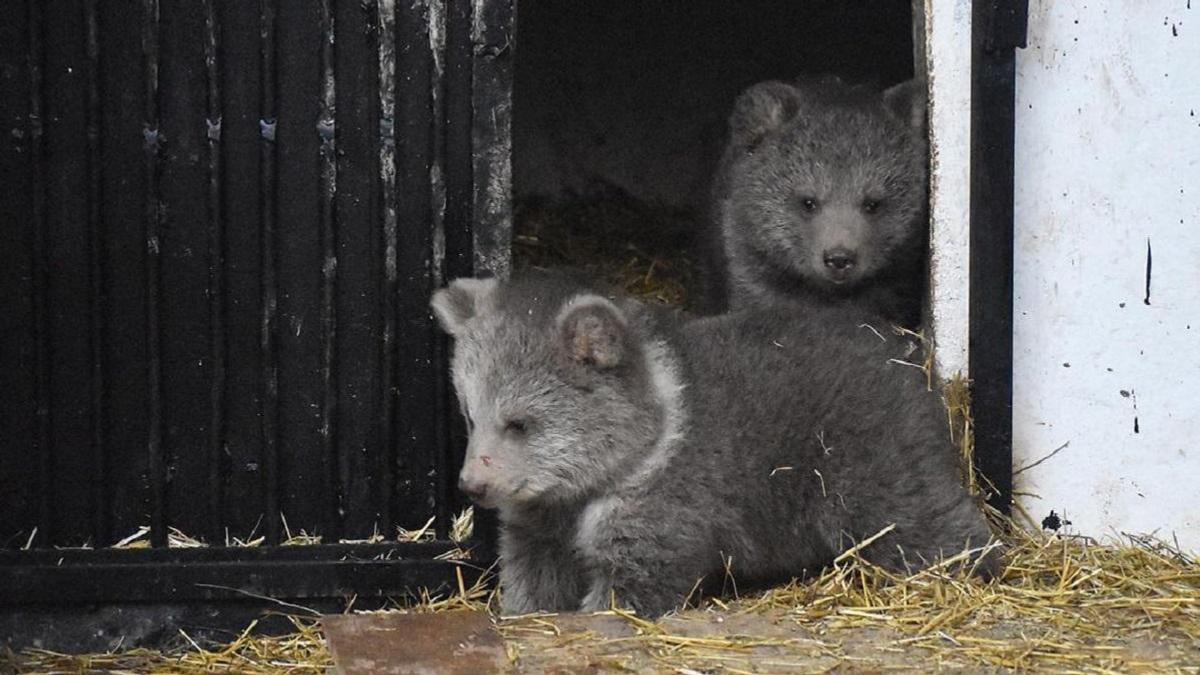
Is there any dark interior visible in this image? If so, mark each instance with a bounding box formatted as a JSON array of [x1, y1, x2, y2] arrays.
[[511, 1, 915, 306]]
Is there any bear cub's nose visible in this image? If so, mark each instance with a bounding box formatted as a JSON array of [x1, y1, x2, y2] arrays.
[[458, 476, 488, 501], [823, 248, 857, 271]]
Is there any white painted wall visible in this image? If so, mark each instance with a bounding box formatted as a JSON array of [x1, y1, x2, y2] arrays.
[[923, 0, 974, 379], [1012, 1, 1200, 550]]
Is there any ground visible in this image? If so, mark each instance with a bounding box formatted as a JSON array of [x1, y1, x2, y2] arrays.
[[501, 607, 1197, 673], [8, 529, 1199, 674]]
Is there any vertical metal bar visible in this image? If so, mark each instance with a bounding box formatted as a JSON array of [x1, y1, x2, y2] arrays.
[[910, 0, 926, 85], [141, 0, 166, 549], [376, 0, 398, 539], [427, 0, 451, 541], [82, 0, 109, 548], [203, 0, 227, 545], [426, 0, 447, 286], [969, 0, 1019, 516], [0, 3, 38, 548], [436, 0, 474, 538], [431, 246, 450, 540], [468, 0, 513, 279], [317, 0, 340, 542], [441, 0, 473, 280], [466, 0, 514, 558], [259, 0, 281, 546], [211, 0, 263, 542], [394, 0, 437, 534], [28, 0, 54, 548]]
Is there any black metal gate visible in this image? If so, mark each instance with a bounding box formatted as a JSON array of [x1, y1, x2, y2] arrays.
[[0, 0, 512, 635]]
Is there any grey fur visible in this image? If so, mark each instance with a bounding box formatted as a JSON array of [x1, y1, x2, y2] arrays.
[[707, 76, 929, 327], [433, 272, 994, 618]]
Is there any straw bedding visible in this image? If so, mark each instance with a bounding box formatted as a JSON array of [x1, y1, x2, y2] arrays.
[[9, 525, 1198, 673], [513, 195, 700, 309]]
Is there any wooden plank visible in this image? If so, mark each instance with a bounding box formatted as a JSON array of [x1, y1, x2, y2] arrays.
[[83, 0, 110, 547], [0, 556, 476, 606], [44, 0, 95, 547], [375, 0, 399, 540], [466, 0, 514, 557], [216, 0, 268, 543], [969, 0, 1018, 515], [274, 0, 327, 540], [158, 0, 214, 542], [202, 0, 226, 545], [394, 0, 439, 531], [97, 0, 152, 545], [0, 539, 462, 565], [0, 0, 37, 549], [317, 0, 340, 542], [259, 0, 282, 546], [325, 611, 503, 675], [437, 0, 473, 538], [469, 0, 513, 279], [334, 0, 384, 540], [141, 0, 166, 548]]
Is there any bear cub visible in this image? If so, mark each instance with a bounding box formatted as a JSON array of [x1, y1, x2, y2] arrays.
[[433, 272, 994, 618], [710, 76, 929, 327]]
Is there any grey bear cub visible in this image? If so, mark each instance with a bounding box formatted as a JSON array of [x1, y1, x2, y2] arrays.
[[432, 272, 993, 618], [709, 76, 929, 327]]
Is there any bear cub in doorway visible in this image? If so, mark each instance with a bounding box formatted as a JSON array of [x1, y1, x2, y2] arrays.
[[433, 272, 994, 618], [709, 76, 929, 327]]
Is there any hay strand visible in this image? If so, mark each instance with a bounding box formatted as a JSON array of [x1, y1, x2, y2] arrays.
[[10, 516, 1198, 674]]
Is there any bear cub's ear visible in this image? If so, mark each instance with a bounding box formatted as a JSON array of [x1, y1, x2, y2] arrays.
[[555, 294, 628, 369], [882, 79, 927, 132], [431, 277, 498, 336], [729, 81, 801, 150]]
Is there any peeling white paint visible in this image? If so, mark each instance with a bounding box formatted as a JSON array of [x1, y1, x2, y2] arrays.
[[477, 122, 513, 277], [468, 0, 514, 278], [378, 0, 398, 284], [923, 0, 972, 380], [1013, 1, 1200, 551], [470, 0, 488, 45], [430, 161, 446, 285], [427, 0, 445, 81], [427, 0, 447, 284]]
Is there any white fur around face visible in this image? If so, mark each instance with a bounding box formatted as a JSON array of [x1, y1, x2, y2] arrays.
[[573, 337, 689, 607], [625, 338, 688, 486]]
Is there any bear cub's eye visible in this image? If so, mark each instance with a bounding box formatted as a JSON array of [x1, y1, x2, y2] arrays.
[[799, 197, 819, 213], [862, 198, 884, 214], [504, 419, 530, 436]]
